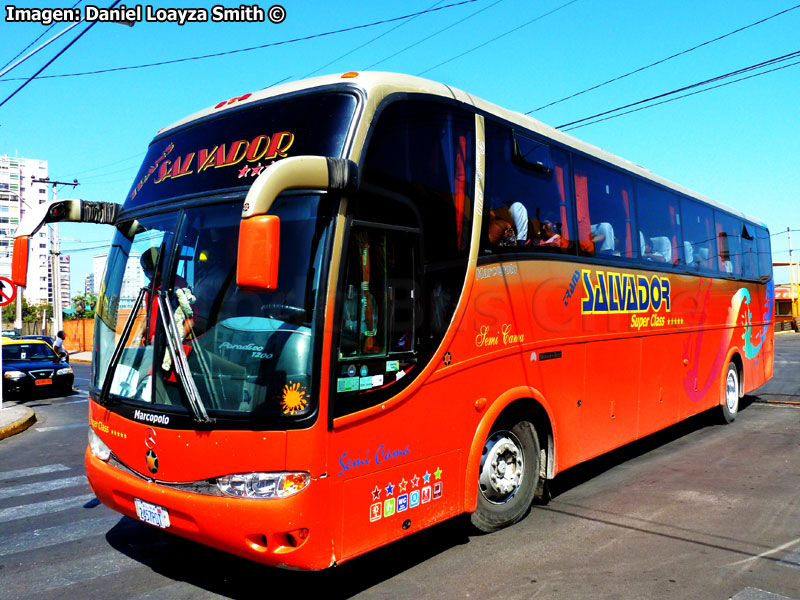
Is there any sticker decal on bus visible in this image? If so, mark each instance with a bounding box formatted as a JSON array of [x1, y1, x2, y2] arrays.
[[366, 468, 444, 522], [581, 269, 671, 315]]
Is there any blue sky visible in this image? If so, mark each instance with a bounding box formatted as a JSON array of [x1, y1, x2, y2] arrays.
[[2, 0, 799, 292]]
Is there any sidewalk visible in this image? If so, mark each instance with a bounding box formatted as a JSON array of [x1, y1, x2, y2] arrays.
[[71, 351, 92, 363], [0, 405, 36, 441]]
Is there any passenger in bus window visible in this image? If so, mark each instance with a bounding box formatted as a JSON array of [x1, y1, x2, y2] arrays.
[[640, 232, 668, 263], [509, 202, 530, 246], [536, 218, 562, 247], [487, 209, 516, 247], [590, 222, 614, 254]]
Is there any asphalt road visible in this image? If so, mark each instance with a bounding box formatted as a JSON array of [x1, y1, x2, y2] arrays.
[[1, 340, 799, 600]]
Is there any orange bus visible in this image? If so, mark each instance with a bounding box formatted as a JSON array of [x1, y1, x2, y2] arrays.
[[11, 72, 774, 570]]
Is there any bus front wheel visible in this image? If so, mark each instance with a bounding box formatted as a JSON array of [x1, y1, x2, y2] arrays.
[[719, 361, 739, 424], [471, 419, 540, 533]]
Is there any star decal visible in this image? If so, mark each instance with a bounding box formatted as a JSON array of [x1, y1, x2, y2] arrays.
[[371, 485, 381, 501], [410, 474, 420, 488], [434, 467, 442, 480], [237, 165, 251, 178], [398, 478, 408, 492], [385, 482, 395, 496], [423, 470, 431, 484], [250, 163, 264, 176]]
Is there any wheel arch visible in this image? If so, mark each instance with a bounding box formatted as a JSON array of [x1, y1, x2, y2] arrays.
[[464, 386, 556, 513]]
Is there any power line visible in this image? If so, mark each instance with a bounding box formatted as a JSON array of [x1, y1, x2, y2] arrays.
[[302, 0, 448, 79], [0, 1, 482, 83], [417, 0, 581, 76], [0, 0, 85, 73], [530, 2, 800, 114], [0, 1, 124, 108], [364, 0, 504, 70], [556, 49, 800, 130]]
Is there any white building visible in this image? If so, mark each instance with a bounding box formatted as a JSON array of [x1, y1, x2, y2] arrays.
[[0, 154, 52, 305], [93, 251, 144, 309]]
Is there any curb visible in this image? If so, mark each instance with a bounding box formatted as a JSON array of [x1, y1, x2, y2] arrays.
[[0, 407, 37, 441]]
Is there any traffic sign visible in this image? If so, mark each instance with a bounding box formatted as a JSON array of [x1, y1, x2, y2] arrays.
[[0, 277, 17, 307]]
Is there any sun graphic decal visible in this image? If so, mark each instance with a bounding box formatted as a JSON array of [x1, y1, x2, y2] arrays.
[[281, 382, 310, 415]]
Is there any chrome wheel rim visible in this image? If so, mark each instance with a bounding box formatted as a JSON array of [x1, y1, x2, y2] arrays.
[[479, 430, 524, 504], [726, 368, 738, 412]]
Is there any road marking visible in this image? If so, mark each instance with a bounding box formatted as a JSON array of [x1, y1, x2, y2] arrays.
[[35, 422, 88, 432], [728, 537, 800, 567], [0, 493, 96, 523], [730, 587, 797, 600], [0, 514, 124, 557], [0, 550, 145, 597], [0, 475, 88, 500], [779, 545, 800, 570], [0, 464, 70, 482]]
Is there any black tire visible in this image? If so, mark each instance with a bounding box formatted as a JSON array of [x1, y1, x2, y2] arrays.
[[470, 418, 540, 533], [718, 361, 739, 424]]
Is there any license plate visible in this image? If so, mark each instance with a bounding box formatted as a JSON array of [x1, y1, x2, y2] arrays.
[[134, 498, 171, 528], [34, 379, 53, 386]]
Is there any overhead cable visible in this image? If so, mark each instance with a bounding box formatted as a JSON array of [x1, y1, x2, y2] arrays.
[[530, 2, 800, 114], [557, 49, 800, 130], [0, 0, 481, 83], [417, 0, 581, 76]]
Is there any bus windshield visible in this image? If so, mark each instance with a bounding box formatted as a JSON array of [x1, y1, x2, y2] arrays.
[[92, 194, 332, 425]]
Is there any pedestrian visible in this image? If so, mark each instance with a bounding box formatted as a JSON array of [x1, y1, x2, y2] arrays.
[[53, 330, 69, 362]]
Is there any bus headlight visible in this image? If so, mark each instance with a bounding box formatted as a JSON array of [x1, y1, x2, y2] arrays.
[[56, 367, 73, 376], [216, 472, 310, 499], [4, 370, 25, 380], [88, 428, 111, 462]]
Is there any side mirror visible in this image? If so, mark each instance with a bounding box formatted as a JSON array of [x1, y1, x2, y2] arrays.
[[237, 215, 280, 291], [236, 156, 357, 292], [12, 199, 119, 287], [11, 236, 29, 287]]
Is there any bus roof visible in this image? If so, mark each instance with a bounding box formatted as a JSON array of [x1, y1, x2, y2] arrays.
[[157, 71, 764, 227]]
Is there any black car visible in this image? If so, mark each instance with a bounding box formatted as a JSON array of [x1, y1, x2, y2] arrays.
[[2, 339, 74, 396], [20, 335, 56, 347]]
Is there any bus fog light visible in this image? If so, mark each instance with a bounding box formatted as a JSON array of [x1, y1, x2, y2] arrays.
[[88, 429, 111, 462], [216, 472, 310, 499]]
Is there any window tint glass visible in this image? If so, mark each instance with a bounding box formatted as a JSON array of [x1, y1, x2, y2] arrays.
[[483, 123, 574, 254], [714, 211, 742, 277], [635, 182, 683, 267], [364, 100, 474, 261], [573, 156, 635, 259], [681, 198, 717, 274], [756, 227, 772, 280], [740, 222, 758, 280]]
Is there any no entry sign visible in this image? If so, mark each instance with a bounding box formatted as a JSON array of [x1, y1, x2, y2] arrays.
[[0, 277, 17, 307]]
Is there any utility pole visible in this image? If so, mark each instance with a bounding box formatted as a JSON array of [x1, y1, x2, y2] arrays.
[[790, 227, 799, 319], [30, 177, 78, 334]]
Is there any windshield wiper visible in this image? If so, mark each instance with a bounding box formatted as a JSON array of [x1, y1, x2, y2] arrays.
[[157, 291, 213, 424], [99, 285, 148, 406]]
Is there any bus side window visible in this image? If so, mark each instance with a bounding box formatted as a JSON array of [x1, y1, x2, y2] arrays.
[[740, 222, 758, 280], [635, 182, 683, 267], [572, 156, 636, 260], [482, 122, 575, 254], [714, 211, 743, 278], [756, 227, 772, 280], [680, 197, 717, 274]]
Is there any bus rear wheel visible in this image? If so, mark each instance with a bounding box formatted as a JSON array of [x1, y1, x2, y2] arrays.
[[471, 419, 540, 533], [719, 361, 739, 424]]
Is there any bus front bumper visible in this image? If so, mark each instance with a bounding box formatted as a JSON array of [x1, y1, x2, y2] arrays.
[[85, 448, 335, 570]]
